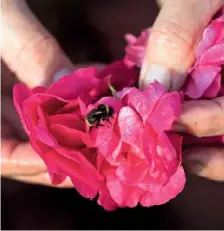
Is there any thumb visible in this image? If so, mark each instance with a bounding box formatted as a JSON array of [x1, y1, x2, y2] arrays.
[[1, 0, 74, 87], [140, 0, 223, 90]]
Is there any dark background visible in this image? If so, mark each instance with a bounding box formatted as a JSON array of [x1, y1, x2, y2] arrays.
[[1, 0, 224, 229]]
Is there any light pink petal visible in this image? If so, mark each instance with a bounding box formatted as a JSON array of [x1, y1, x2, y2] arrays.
[[142, 81, 166, 113], [107, 174, 144, 207], [185, 66, 221, 99], [203, 73, 221, 98], [199, 43, 224, 65], [123, 28, 150, 68], [122, 88, 151, 122], [116, 156, 148, 186], [140, 166, 186, 207], [196, 21, 224, 57], [118, 106, 144, 149], [46, 67, 100, 100], [148, 92, 181, 133]]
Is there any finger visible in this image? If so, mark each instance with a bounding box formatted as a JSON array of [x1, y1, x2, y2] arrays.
[[1, 0, 74, 87], [8, 172, 74, 188], [140, 0, 224, 90], [174, 96, 224, 137], [1, 95, 27, 140], [1, 139, 46, 176], [183, 146, 224, 181]]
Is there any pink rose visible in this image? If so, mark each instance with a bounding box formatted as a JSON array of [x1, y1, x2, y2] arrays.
[[185, 10, 224, 99], [13, 62, 137, 201], [86, 82, 186, 209]]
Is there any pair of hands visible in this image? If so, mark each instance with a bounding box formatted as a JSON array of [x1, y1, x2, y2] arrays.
[[1, 0, 224, 187]]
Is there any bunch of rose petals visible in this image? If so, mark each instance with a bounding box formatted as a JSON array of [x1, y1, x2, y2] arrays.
[[124, 9, 224, 99], [124, 9, 224, 147], [14, 59, 185, 210]]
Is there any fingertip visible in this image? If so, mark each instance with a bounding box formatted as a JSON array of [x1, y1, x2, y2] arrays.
[[183, 147, 224, 181]]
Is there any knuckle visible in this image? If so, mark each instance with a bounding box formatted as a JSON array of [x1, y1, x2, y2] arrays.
[[16, 35, 60, 65], [151, 19, 195, 53], [194, 98, 224, 137]]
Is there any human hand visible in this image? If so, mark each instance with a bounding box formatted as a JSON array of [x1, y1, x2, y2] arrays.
[[140, 0, 224, 181], [1, 0, 74, 187]]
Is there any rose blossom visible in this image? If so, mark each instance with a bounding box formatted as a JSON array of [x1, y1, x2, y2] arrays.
[[13, 61, 136, 201], [185, 10, 224, 99], [85, 82, 186, 209]]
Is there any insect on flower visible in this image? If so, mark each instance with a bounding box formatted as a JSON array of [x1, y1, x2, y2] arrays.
[[86, 104, 114, 129]]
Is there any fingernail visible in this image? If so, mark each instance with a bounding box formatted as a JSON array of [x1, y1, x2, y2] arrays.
[[183, 159, 205, 176], [172, 123, 187, 133], [140, 63, 187, 91], [182, 149, 206, 176], [140, 64, 172, 90], [52, 68, 73, 82]]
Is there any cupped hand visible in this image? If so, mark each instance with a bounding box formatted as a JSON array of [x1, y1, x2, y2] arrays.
[[140, 0, 224, 181], [1, 0, 73, 187]]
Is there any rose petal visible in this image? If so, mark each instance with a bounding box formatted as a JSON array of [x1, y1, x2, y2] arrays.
[[148, 92, 181, 133], [107, 174, 144, 207], [46, 67, 100, 100], [97, 189, 118, 211], [140, 166, 186, 207], [185, 66, 221, 99]]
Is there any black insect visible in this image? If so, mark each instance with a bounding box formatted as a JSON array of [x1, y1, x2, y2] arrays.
[[86, 104, 114, 129]]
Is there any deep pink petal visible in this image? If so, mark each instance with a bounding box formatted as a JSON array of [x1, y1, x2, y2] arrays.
[[167, 133, 183, 163], [46, 67, 100, 100], [97, 189, 118, 211], [13, 83, 32, 119], [31, 86, 46, 94], [140, 166, 186, 207], [70, 177, 98, 199], [50, 124, 86, 149], [48, 114, 85, 131], [97, 61, 137, 95], [49, 172, 66, 185], [31, 139, 102, 195]]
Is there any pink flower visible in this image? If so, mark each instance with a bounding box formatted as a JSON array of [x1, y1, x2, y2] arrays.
[[86, 82, 186, 209], [13, 62, 137, 201], [124, 29, 150, 68], [185, 9, 224, 99]]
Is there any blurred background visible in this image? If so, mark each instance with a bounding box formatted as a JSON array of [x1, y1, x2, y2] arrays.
[[1, 0, 224, 229]]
